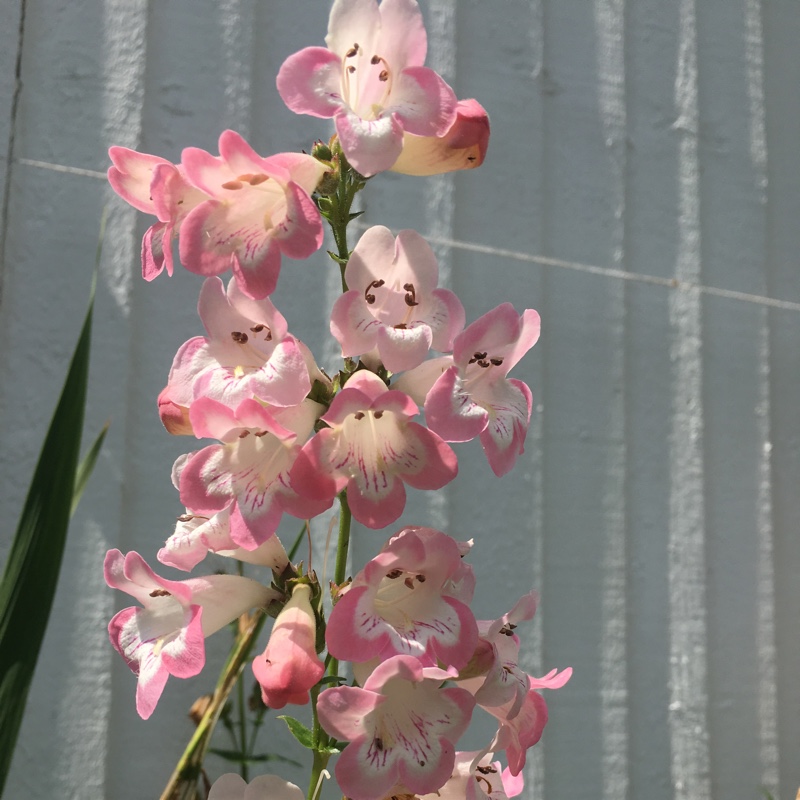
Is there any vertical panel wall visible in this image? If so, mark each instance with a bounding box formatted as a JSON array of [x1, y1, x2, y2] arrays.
[[0, 2, 798, 798]]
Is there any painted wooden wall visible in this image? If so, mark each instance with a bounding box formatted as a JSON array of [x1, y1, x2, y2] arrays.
[[1, 1, 798, 798]]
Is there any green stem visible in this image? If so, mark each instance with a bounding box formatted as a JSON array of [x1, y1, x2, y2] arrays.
[[237, 666, 248, 782], [305, 491, 352, 800], [159, 609, 268, 800]]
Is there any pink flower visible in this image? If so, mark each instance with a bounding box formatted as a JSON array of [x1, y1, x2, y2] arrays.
[[166, 276, 313, 411], [108, 147, 207, 281], [158, 503, 290, 572], [179, 130, 327, 298], [326, 526, 478, 669], [276, 0, 457, 176], [404, 304, 541, 476], [157, 384, 193, 435], [178, 397, 331, 548], [330, 226, 464, 373], [419, 751, 524, 800], [317, 655, 475, 800], [104, 549, 275, 719], [208, 773, 303, 800], [252, 583, 325, 709], [290, 371, 457, 529], [390, 99, 491, 176]]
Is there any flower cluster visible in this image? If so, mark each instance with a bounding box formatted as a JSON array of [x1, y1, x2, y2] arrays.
[[103, 1, 568, 798]]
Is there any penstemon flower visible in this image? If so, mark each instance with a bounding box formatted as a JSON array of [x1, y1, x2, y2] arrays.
[[276, 0, 458, 176], [101, 1, 570, 796], [104, 549, 276, 719]]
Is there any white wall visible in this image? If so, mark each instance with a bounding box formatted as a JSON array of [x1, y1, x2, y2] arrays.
[[1, 1, 799, 798]]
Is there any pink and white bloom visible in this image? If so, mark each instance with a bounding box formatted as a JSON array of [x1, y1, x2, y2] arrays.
[[252, 583, 325, 709], [331, 226, 464, 372], [166, 276, 312, 411], [326, 526, 478, 669], [108, 147, 208, 281], [419, 303, 541, 476], [290, 371, 458, 529], [208, 773, 304, 800], [317, 655, 475, 800], [105, 549, 275, 719], [419, 751, 524, 800], [179, 397, 330, 548], [390, 99, 491, 176], [179, 130, 327, 298], [276, 0, 458, 176], [158, 503, 290, 572]]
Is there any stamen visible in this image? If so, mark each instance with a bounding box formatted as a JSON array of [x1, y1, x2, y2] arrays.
[[231, 331, 249, 344], [354, 411, 365, 420], [238, 430, 251, 439], [347, 65, 356, 73], [415, 574, 426, 583], [248, 173, 268, 186], [394, 323, 408, 329], [404, 576, 415, 589], [403, 283, 419, 306], [476, 775, 494, 793], [364, 279, 385, 304], [250, 323, 272, 341], [370, 55, 381, 65], [373, 410, 384, 419], [254, 430, 268, 437], [222, 180, 243, 190], [386, 569, 403, 579], [379, 69, 389, 82], [346, 43, 360, 58], [469, 351, 488, 364], [490, 357, 504, 366], [236, 173, 254, 182], [149, 589, 171, 597]]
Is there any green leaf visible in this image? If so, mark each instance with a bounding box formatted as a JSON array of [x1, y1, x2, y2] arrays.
[[0, 274, 96, 795], [71, 421, 109, 517], [277, 716, 315, 750]]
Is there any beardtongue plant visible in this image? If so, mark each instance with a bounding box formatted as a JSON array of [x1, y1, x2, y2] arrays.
[[104, 1, 570, 798]]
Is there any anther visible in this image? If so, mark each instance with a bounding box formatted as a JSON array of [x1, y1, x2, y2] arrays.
[[477, 765, 498, 774], [404, 576, 415, 590], [177, 514, 195, 522], [238, 430, 251, 438], [346, 43, 360, 58], [370, 55, 381, 65], [222, 180, 243, 190], [490, 357, 504, 366], [394, 323, 408, 330], [250, 324, 272, 341], [373, 410, 383, 419], [386, 569, 403, 579], [347, 65, 356, 74], [231, 331, 249, 344], [237, 173, 254, 182], [415, 574, 426, 583], [354, 411, 365, 420], [149, 589, 171, 597], [364, 279, 385, 304], [254, 430, 268, 437], [379, 70, 389, 82], [469, 351, 488, 364], [249, 173, 268, 185], [403, 283, 419, 306]]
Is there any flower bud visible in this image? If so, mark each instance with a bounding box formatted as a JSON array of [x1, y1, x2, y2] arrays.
[[157, 385, 193, 435], [389, 99, 490, 177], [252, 583, 324, 709]]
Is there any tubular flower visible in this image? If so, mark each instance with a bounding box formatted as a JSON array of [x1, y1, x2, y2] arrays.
[[276, 0, 457, 176], [104, 549, 275, 719], [419, 751, 524, 800], [252, 583, 325, 709], [165, 276, 312, 411], [330, 225, 464, 373], [290, 371, 458, 529], [178, 397, 331, 548], [107, 147, 207, 280], [390, 99, 491, 176], [158, 503, 290, 572], [424, 303, 541, 476], [326, 526, 478, 669], [179, 130, 328, 298], [317, 655, 475, 800]]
